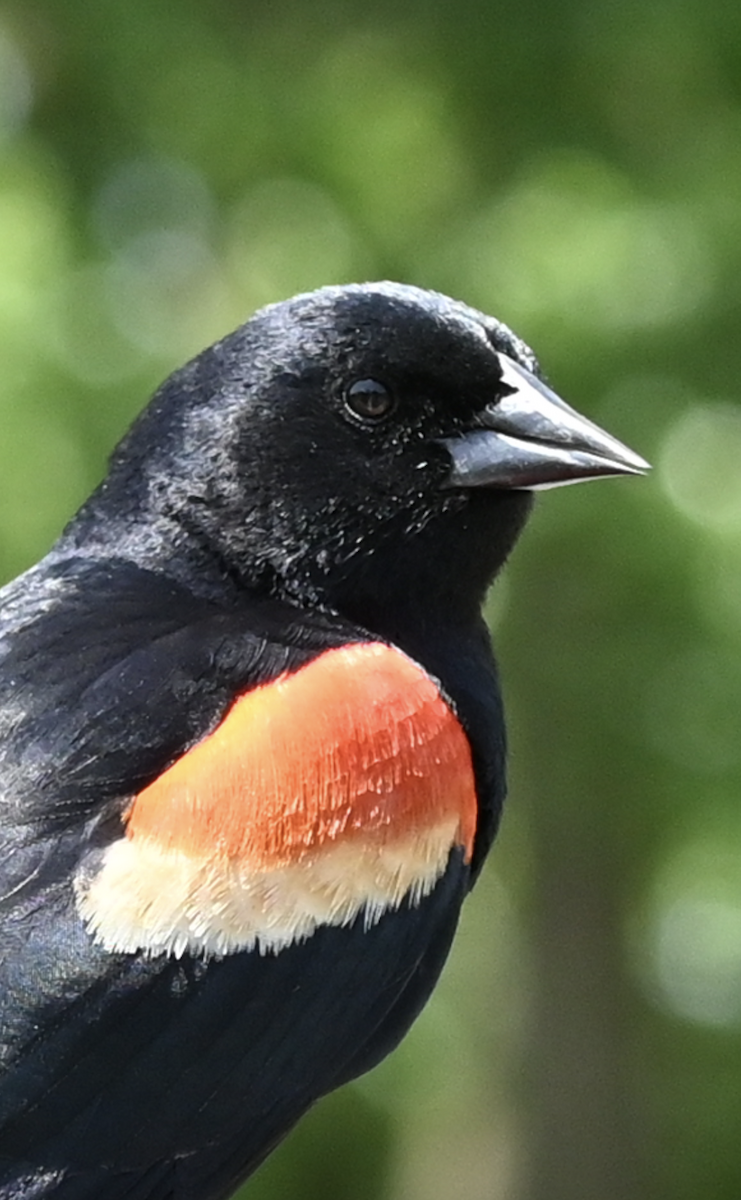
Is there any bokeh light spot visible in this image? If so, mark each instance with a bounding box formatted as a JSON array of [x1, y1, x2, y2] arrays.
[[637, 841, 741, 1027], [106, 230, 232, 362], [434, 152, 712, 332], [92, 157, 215, 251], [658, 403, 741, 533]]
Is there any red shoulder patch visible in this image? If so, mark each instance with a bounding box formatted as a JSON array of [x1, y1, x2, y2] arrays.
[[127, 642, 477, 867]]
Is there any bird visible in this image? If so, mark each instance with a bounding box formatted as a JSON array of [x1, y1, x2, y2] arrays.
[[0, 282, 648, 1199]]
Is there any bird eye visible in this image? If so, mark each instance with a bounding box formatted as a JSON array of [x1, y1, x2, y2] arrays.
[[344, 379, 395, 423]]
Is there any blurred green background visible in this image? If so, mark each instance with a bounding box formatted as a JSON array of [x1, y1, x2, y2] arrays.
[[1, 1, 740, 1197]]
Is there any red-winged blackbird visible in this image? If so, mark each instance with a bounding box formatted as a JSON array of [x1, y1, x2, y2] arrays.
[[0, 283, 647, 1199]]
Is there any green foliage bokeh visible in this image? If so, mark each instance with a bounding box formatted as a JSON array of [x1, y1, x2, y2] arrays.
[[1, 2, 741, 1198]]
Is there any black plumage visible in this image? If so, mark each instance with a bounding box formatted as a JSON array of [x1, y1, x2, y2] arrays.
[[0, 283, 646, 1198]]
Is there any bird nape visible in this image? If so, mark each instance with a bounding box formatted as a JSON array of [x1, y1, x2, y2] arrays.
[[0, 282, 648, 1200]]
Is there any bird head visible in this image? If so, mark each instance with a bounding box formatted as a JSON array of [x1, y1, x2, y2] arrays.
[[69, 283, 647, 627]]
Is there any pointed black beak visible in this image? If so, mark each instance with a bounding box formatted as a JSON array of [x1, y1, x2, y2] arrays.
[[441, 355, 650, 490]]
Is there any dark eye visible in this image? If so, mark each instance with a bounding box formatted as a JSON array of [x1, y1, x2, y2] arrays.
[[344, 379, 395, 423]]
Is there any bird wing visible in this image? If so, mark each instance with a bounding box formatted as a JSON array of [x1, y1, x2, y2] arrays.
[[0, 557, 474, 1198]]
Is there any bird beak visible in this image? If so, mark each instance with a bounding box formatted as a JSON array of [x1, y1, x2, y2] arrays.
[[441, 355, 650, 490]]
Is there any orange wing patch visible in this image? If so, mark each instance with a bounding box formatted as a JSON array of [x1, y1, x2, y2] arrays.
[[129, 642, 476, 865], [76, 644, 477, 958]]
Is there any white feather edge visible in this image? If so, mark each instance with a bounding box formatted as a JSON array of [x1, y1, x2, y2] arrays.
[[74, 817, 462, 959]]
